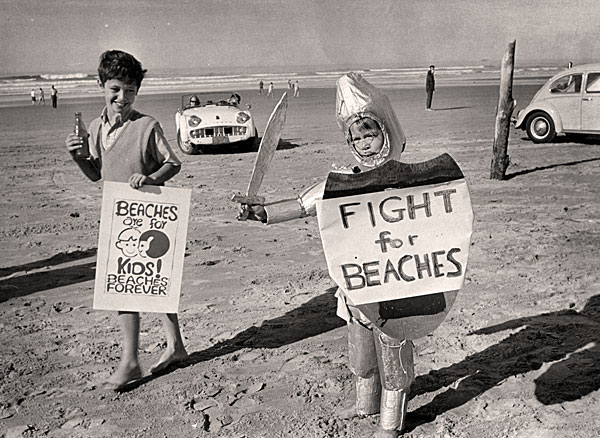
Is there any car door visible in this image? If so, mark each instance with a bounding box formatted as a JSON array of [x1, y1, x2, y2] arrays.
[[547, 73, 583, 131], [582, 72, 600, 132]]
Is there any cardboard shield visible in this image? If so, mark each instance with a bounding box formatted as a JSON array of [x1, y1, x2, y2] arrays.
[[316, 154, 473, 340]]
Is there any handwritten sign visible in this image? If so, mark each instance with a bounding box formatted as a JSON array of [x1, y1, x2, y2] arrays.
[[317, 179, 473, 306], [93, 182, 191, 313]]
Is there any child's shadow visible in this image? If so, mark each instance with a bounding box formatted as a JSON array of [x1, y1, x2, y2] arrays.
[[404, 294, 600, 432], [121, 286, 344, 391]]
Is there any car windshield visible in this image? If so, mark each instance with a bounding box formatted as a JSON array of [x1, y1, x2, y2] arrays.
[[184, 94, 240, 109]]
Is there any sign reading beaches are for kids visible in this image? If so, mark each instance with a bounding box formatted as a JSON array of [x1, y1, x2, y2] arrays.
[[316, 179, 473, 306], [93, 182, 191, 313]]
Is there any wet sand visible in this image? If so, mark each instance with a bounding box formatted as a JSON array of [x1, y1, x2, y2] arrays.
[[1, 80, 600, 437]]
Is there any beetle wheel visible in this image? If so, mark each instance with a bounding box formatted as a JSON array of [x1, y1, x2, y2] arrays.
[[526, 111, 556, 143]]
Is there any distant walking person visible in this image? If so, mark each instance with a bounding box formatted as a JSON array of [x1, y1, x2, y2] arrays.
[[293, 80, 300, 97], [30, 88, 36, 105], [426, 65, 435, 110], [259, 80, 264, 95], [267, 81, 274, 98], [38, 88, 45, 105], [51, 85, 58, 108]]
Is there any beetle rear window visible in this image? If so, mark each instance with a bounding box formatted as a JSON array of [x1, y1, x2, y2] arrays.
[[585, 73, 600, 93]]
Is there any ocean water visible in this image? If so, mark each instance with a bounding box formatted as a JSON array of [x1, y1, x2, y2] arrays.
[[1, 64, 562, 103]]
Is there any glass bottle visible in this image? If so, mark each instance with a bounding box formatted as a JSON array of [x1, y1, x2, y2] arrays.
[[74, 112, 90, 159]]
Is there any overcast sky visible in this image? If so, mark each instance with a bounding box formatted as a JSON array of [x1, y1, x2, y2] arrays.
[[1, 0, 599, 75]]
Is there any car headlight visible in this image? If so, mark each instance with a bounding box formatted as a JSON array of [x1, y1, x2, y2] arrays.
[[236, 112, 251, 124], [187, 115, 202, 127]]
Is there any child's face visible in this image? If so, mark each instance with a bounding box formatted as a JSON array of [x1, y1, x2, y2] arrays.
[[100, 78, 138, 118], [348, 120, 384, 158]]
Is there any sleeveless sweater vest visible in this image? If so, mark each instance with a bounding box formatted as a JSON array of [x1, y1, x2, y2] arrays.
[[88, 112, 160, 183]]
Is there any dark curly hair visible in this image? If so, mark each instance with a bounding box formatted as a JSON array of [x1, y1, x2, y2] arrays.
[[97, 50, 147, 89]]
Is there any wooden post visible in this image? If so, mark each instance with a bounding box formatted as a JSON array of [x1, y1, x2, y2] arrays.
[[490, 40, 517, 180]]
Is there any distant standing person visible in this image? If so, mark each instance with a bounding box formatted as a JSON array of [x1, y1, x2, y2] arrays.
[[568, 61, 573, 69], [267, 81, 274, 98], [288, 79, 293, 90], [30, 88, 36, 105], [51, 85, 58, 108], [259, 80, 264, 95], [38, 88, 45, 105], [426, 65, 435, 111], [293, 80, 300, 97]]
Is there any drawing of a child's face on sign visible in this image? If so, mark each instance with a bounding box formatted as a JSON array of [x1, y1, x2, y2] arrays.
[[116, 228, 171, 258], [116, 228, 141, 257], [138, 230, 170, 258]]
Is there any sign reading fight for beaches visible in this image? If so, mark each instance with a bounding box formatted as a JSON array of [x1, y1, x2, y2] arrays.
[[317, 179, 473, 306], [93, 182, 191, 313]]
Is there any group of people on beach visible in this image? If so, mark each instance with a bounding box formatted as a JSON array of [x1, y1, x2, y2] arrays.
[[259, 78, 299, 97], [30, 85, 58, 108], [65, 49, 451, 438], [258, 67, 434, 109]]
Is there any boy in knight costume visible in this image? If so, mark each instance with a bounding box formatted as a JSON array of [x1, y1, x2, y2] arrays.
[[242, 72, 471, 437]]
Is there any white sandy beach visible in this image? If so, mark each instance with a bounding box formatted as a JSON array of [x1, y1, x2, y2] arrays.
[[1, 77, 600, 437]]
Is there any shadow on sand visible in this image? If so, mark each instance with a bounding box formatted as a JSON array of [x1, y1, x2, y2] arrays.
[[121, 286, 345, 392], [113, 287, 600, 431], [504, 156, 600, 180], [196, 137, 304, 155], [0, 249, 97, 303], [404, 295, 600, 432], [430, 106, 472, 111]]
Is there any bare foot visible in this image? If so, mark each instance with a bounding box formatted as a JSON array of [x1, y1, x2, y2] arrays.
[[373, 428, 399, 438], [336, 403, 360, 420], [100, 363, 142, 391], [150, 347, 188, 374]]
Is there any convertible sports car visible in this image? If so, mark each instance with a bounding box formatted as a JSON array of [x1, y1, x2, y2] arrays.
[[175, 93, 258, 154]]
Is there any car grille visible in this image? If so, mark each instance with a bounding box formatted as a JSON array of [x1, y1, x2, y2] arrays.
[[190, 126, 247, 139]]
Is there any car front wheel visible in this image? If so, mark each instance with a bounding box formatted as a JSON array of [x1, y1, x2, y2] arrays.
[[176, 130, 200, 155], [526, 111, 556, 143], [240, 128, 259, 152]]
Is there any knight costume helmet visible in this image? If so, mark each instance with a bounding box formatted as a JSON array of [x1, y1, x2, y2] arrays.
[[336, 72, 406, 167]]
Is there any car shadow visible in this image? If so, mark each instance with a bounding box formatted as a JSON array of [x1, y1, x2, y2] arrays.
[[197, 138, 304, 155], [504, 156, 600, 180], [118, 286, 345, 392], [430, 106, 472, 111], [519, 134, 600, 145], [404, 294, 600, 432]]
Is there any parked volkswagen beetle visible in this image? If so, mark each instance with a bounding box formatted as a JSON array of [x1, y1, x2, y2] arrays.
[[515, 63, 600, 143]]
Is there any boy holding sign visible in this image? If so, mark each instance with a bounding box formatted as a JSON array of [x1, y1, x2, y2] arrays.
[[242, 73, 472, 437], [65, 50, 188, 390]]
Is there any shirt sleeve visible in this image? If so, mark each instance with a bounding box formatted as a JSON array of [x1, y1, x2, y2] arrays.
[[149, 123, 182, 167]]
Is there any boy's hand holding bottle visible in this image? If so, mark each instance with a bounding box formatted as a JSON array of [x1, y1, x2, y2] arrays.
[[65, 112, 90, 159]]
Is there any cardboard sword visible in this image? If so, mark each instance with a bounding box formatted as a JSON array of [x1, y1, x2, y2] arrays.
[[232, 92, 288, 219]]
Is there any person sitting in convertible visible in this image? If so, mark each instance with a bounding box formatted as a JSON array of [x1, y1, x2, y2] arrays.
[[228, 93, 241, 106]]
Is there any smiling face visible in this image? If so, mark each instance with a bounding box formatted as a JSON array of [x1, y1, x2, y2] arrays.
[[99, 78, 138, 121], [116, 228, 140, 257], [348, 118, 384, 158]]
